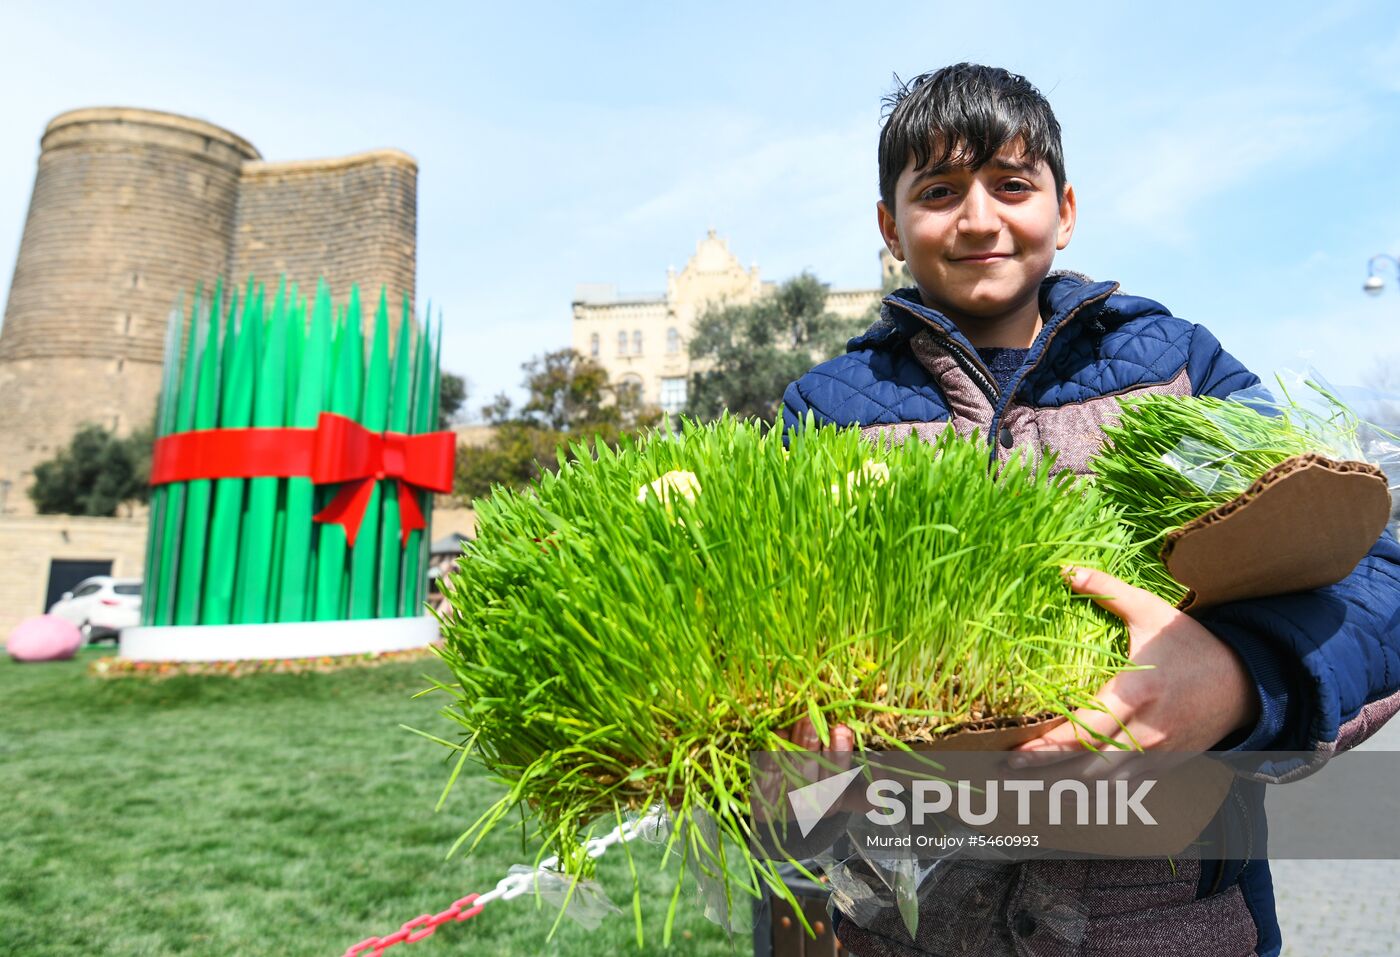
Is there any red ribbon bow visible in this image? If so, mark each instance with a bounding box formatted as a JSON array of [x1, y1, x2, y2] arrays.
[[150, 412, 455, 547], [308, 413, 455, 546]]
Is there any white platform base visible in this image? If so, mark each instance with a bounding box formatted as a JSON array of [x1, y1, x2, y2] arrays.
[[119, 615, 439, 662]]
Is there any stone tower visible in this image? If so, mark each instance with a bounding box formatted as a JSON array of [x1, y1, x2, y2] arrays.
[[0, 107, 417, 515]]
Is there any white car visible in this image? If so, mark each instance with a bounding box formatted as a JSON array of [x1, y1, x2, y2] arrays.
[[47, 576, 142, 642]]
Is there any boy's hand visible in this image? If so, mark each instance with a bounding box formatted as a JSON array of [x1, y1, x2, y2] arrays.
[[777, 715, 855, 758], [777, 715, 855, 784], [1009, 567, 1261, 766], [755, 717, 855, 816]]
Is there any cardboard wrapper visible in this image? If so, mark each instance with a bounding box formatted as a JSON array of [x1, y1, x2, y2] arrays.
[[1163, 454, 1391, 612]]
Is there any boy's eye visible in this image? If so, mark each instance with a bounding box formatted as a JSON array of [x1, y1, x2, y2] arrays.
[[920, 185, 953, 201], [1002, 180, 1032, 193]]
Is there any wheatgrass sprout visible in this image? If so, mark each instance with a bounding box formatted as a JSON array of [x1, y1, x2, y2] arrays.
[[1091, 390, 1360, 602], [431, 416, 1133, 938]]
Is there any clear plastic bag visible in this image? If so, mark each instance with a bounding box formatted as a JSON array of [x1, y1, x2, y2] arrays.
[[633, 805, 759, 934], [808, 819, 1090, 953], [507, 863, 620, 931], [1326, 372, 1400, 515], [627, 802, 1094, 951], [1152, 372, 1399, 515]]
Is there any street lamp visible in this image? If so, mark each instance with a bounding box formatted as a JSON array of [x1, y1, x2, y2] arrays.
[[1363, 254, 1400, 296]]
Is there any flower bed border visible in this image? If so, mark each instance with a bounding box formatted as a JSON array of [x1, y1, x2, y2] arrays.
[[88, 644, 441, 680]]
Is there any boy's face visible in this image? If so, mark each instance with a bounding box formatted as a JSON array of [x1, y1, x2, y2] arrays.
[[877, 139, 1076, 330]]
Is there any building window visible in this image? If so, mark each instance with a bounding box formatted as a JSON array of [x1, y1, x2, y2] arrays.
[[618, 374, 645, 404], [617, 331, 628, 356], [632, 330, 643, 355], [660, 376, 687, 414], [667, 327, 680, 354], [590, 333, 600, 357]]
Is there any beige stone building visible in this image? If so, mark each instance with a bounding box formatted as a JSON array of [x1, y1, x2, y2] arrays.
[[0, 106, 418, 633], [571, 230, 901, 413]]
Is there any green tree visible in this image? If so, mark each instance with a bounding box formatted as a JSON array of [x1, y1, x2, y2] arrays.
[[29, 425, 152, 517], [518, 349, 637, 433], [684, 272, 867, 424], [438, 371, 468, 429], [455, 349, 658, 500], [847, 255, 913, 332]]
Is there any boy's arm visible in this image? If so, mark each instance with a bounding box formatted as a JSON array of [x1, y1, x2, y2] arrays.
[[1186, 324, 1400, 781], [1196, 534, 1400, 779], [781, 379, 812, 438]]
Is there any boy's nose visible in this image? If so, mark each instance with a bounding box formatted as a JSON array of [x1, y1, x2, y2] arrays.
[[958, 185, 1000, 236]]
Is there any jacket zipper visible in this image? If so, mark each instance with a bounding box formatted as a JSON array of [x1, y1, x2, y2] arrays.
[[988, 284, 1119, 440], [885, 299, 1000, 406], [885, 283, 1119, 456]]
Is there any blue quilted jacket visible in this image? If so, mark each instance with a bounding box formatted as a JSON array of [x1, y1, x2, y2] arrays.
[[781, 272, 1400, 957]]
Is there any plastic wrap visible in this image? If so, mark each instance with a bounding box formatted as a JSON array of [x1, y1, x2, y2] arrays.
[[808, 818, 1090, 952], [1156, 376, 1399, 511], [1331, 372, 1400, 517], [634, 805, 758, 935], [506, 864, 620, 931]]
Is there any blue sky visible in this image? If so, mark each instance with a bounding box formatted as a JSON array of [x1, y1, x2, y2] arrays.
[[3, 1, 1400, 413]]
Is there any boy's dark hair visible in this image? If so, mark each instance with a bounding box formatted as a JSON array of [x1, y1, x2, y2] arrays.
[[878, 63, 1065, 210]]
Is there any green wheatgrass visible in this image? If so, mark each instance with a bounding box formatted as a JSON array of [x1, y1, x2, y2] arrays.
[[432, 416, 1136, 937], [140, 295, 185, 627], [1091, 390, 1361, 603]]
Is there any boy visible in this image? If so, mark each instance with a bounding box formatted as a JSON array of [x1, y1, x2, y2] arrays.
[[781, 63, 1400, 957]]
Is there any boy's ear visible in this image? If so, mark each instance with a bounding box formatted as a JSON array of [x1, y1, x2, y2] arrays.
[[877, 201, 903, 260], [1056, 184, 1078, 251]]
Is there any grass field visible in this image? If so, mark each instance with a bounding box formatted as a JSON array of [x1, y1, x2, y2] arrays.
[[1, 648, 745, 956]]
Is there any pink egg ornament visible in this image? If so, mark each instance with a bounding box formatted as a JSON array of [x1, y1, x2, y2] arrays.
[[6, 615, 83, 662]]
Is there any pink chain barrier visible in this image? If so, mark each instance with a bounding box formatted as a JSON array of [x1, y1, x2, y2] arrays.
[[343, 894, 484, 957], [339, 811, 657, 957]]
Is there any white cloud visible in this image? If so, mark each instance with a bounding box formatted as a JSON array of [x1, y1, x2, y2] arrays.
[[1301, 250, 1332, 272], [615, 125, 866, 228], [1242, 295, 1400, 389], [1364, 25, 1400, 93], [1076, 88, 1370, 246]]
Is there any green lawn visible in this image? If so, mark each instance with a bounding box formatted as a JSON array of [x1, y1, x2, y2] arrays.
[[0, 649, 746, 956]]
